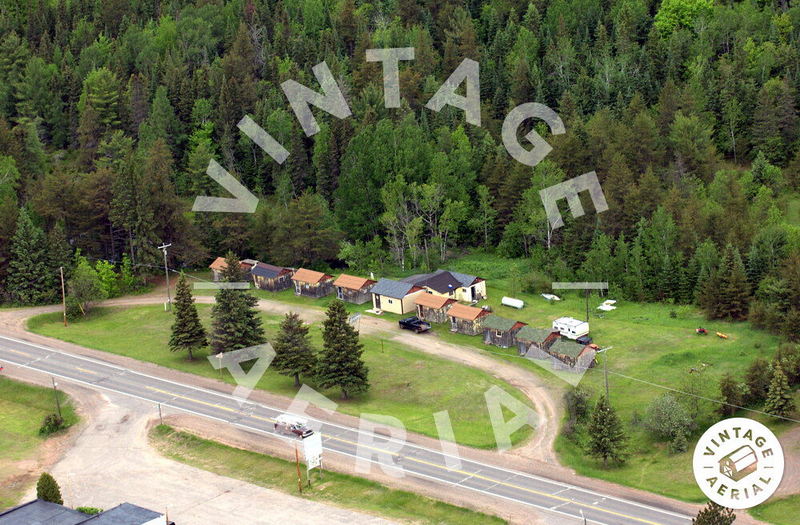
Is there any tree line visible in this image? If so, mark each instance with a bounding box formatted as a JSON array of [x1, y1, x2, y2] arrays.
[[0, 0, 798, 337]]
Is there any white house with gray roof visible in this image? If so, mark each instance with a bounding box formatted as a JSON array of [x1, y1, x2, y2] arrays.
[[370, 278, 424, 314]]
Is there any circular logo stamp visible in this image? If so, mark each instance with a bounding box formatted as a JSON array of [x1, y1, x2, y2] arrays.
[[693, 417, 784, 509]]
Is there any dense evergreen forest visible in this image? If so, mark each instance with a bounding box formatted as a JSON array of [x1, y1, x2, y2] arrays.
[[0, 0, 799, 337]]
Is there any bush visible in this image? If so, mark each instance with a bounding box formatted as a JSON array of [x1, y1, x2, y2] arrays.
[[76, 507, 103, 515], [564, 387, 591, 424], [644, 394, 692, 441], [669, 431, 688, 454], [65, 296, 83, 321], [39, 413, 64, 436], [36, 472, 63, 504]]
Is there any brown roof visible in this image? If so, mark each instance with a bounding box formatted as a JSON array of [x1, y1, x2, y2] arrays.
[[291, 268, 332, 284], [414, 293, 456, 309], [448, 303, 489, 321], [209, 257, 227, 271], [334, 274, 376, 291]]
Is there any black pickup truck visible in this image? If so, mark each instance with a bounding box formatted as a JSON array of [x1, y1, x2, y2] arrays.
[[399, 316, 431, 333]]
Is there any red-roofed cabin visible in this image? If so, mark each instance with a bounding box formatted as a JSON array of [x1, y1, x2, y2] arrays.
[[291, 268, 334, 298], [334, 274, 376, 304], [415, 293, 457, 323]]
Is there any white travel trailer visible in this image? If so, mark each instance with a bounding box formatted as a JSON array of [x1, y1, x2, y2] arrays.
[[552, 316, 589, 340]]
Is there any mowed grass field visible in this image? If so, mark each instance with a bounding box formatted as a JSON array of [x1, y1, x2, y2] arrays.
[[0, 377, 77, 509], [151, 425, 505, 524], [28, 304, 533, 449], [427, 254, 790, 502], [749, 494, 800, 525]]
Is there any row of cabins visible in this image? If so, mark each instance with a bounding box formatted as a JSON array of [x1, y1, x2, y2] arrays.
[[208, 258, 594, 372]]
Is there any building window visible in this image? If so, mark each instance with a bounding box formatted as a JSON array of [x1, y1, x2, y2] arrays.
[[387, 299, 393, 304], [495, 330, 502, 337]]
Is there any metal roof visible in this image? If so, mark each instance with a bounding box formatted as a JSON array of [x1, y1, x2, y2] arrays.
[[447, 303, 487, 321], [482, 314, 523, 332], [414, 293, 455, 309], [334, 274, 375, 290], [370, 278, 418, 299], [251, 262, 289, 279], [416, 271, 462, 294], [291, 268, 332, 284]]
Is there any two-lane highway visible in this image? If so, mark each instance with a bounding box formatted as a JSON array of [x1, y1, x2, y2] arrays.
[[0, 334, 692, 525]]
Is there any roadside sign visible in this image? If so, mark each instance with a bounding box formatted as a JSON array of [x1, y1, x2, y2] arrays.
[[303, 431, 323, 471]]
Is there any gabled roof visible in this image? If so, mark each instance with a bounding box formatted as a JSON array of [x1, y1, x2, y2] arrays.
[[241, 259, 258, 267], [252, 262, 290, 279], [406, 269, 481, 292], [82, 503, 161, 524], [415, 293, 456, 309], [553, 316, 587, 328], [482, 314, 525, 332], [334, 274, 376, 291], [209, 256, 227, 271], [516, 326, 555, 343], [549, 340, 591, 359], [0, 499, 88, 524], [292, 268, 332, 284], [448, 303, 488, 321], [370, 278, 421, 299], [416, 271, 463, 294]]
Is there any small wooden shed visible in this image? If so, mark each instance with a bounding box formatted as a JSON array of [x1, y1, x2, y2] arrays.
[[448, 303, 489, 336], [251, 262, 293, 291], [291, 268, 334, 298], [548, 340, 597, 372], [515, 326, 558, 357], [334, 274, 376, 304], [209, 256, 254, 281], [415, 293, 456, 323], [482, 315, 526, 348]]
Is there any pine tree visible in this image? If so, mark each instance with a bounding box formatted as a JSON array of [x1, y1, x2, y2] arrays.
[[692, 501, 735, 525], [717, 373, 742, 417], [744, 358, 771, 406], [316, 299, 369, 399], [765, 362, 795, 417], [7, 208, 52, 304], [36, 472, 63, 504], [169, 274, 207, 360], [586, 395, 628, 466], [210, 252, 265, 353], [272, 312, 317, 387]]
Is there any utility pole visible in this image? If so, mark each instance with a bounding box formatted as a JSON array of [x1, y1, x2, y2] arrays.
[[51, 377, 62, 419], [158, 243, 172, 311], [585, 289, 590, 322], [60, 266, 67, 327], [596, 346, 613, 399]]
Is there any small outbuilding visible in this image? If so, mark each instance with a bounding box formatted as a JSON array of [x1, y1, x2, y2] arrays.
[[415, 293, 456, 323], [291, 268, 334, 298], [251, 262, 293, 291], [482, 315, 526, 348], [515, 326, 559, 357], [334, 274, 376, 304], [448, 303, 490, 336], [210, 256, 255, 281], [547, 340, 597, 372], [370, 278, 424, 314]]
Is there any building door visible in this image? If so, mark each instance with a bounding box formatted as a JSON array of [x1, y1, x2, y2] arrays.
[[374, 294, 381, 309], [450, 317, 457, 331], [470, 286, 476, 301], [337, 287, 344, 300]]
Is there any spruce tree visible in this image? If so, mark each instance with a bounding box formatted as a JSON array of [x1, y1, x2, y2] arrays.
[[169, 274, 207, 360], [717, 372, 742, 418], [36, 472, 63, 504], [7, 208, 52, 305], [272, 312, 317, 387], [744, 358, 771, 406], [210, 252, 265, 353], [765, 362, 795, 417], [692, 501, 735, 525], [586, 395, 628, 466], [316, 299, 369, 399]]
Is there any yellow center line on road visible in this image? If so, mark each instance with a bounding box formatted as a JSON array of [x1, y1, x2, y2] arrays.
[[75, 367, 97, 375], [143, 386, 666, 525], [2, 348, 31, 357]]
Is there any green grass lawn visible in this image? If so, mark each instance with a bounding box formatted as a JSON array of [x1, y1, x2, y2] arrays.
[[27, 305, 533, 449], [749, 494, 800, 525], [150, 424, 504, 524], [0, 377, 78, 509]]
